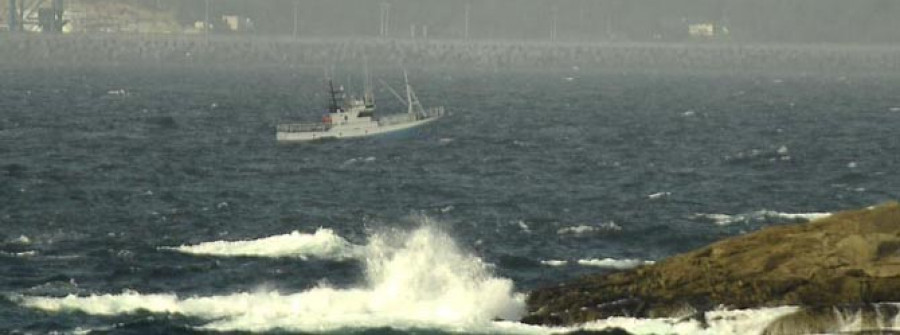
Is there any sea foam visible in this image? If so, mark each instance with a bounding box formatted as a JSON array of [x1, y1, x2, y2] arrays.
[[20, 225, 531, 334], [576, 258, 655, 269], [578, 306, 799, 335], [557, 222, 622, 235], [693, 210, 831, 226], [161, 227, 361, 260]]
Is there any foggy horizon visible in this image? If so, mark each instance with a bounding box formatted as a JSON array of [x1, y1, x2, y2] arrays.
[[3, 0, 900, 44]]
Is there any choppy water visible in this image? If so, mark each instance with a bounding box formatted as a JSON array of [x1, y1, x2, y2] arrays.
[[2, 65, 899, 334]]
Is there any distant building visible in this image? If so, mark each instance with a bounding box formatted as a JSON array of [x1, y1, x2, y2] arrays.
[[192, 20, 211, 32], [688, 23, 714, 37], [688, 22, 729, 39], [222, 15, 253, 32]]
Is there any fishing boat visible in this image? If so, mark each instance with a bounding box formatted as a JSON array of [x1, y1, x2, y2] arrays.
[[276, 71, 445, 142]]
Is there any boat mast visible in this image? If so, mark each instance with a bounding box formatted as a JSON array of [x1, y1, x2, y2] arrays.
[[405, 70, 413, 115], [328, 80, 341, 113], [403, 70, 425, 117], [364, 57, 375, 108]]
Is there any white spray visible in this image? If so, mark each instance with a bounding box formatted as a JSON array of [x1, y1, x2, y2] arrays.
[[19, 225, 530, 334]]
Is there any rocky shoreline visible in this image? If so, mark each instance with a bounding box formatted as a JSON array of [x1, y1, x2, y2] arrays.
[[524, 202, 900, 334]]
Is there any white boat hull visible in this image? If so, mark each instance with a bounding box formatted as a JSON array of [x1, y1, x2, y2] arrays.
[[276, 115, 442, 142]]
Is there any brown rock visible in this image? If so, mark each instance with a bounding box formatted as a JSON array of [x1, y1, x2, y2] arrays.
[[524, 202, 900, 326]]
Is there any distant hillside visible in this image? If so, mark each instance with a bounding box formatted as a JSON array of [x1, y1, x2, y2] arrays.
[[5, 0, 900, 43], [1, 0, 180, 33], [66, 0, 180, 33]]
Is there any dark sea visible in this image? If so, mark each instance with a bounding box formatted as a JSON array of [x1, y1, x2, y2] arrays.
[[1, 65, 899, 334]]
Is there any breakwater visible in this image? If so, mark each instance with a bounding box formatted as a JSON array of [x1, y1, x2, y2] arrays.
[[2, 33, 900, 74]]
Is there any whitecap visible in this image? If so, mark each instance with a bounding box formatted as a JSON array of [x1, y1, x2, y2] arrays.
[[776, 145, 789, 155], [540, 260, 568, 267], [161, 228, 361, 260], [693, 210, 831, 226], [0, 250, 36, 257], [341, 156, 377, 167], [557, 225, 597, 235], [576, 258, 654, 270], [762, 210, 831, 221], [557, 222, 621, 235], [12, 235, 31, 244], [516, 220, 531, 233], [692, 213, 738, 226], [598, 221, 623, 231], [648, 192, 671, 200]]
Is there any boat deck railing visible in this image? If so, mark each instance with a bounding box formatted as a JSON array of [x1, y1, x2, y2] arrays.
[[279, 106, 444, 131], [426, 106, 446, 118], [378, 113, 418, 126], [377, 106, 446, 126], [276, 122, 331, 133]]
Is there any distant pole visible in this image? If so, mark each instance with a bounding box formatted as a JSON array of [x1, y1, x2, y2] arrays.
[[550, 6, 558, 41], [410, 24, 415, 39], [17, 0, 23, 31], [605, 3, 612, 39], [385, 2, 391, 37], [379, 2, 391, 37], [292, 0, 299, 38], [464, 2, 470, 40], [8, 0, 17, 32], [579, 1, 585, 40], [52, 0, 63, 32], [204, 0, 210, 41]]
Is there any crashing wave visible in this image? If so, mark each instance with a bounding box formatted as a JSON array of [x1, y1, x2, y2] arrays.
[[20, 225, 530, 334]]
